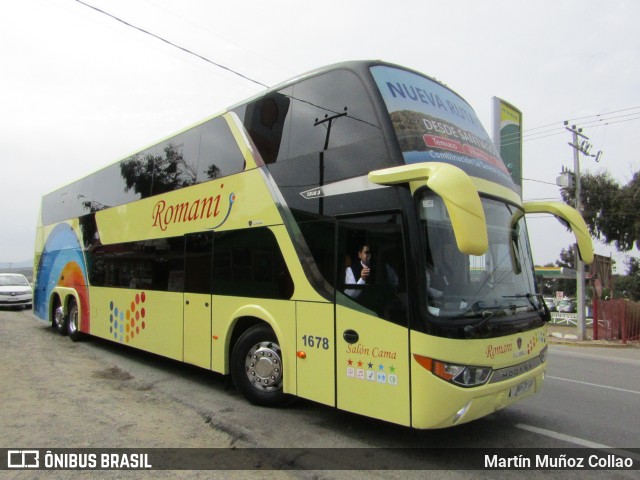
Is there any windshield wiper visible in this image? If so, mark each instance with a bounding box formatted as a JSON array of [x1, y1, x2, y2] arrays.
[[503, 293, 542, 309], [461, 301, 503, 338], [463, 310, 497, 338], [503, 293, 551, 320]]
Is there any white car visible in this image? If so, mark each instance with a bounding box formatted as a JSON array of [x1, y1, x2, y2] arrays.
[[557, 298, 576, 313], [543, 297, 557, 312], [0, 273, 33, 309]]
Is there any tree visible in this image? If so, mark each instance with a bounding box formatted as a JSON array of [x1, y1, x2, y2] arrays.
[[120, 144, 196, 198], [613, 257, 640, 300], [561, 170, 640, 251]]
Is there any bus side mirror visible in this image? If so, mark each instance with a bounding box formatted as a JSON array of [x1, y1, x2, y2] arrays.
[[522, 201, 594, 265], [369, 163, 488, 256]]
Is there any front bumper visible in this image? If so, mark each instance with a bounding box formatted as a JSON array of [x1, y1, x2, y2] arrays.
[[411, 360, 546, 429], [0, 295, 33, 308]]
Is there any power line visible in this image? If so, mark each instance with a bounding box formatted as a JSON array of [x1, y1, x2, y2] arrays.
[[516, 106, 640, 136], [566, 106, 640, 124], [499, 106, 640, 146], [522, 177, 560, 186], [499, 113, 640, 148], [141, 0, 294, 76], [73, 0, 269, 89], [67, 1, 640, 147], [72, 1, 378, 131], [564, 113, 640, 134], [589, 114, 640, 127]]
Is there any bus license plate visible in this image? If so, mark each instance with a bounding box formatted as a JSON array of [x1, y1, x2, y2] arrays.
[[510, 379, 534, 397]]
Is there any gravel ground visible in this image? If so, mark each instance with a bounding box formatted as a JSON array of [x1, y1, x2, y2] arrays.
[[0, 308, 295, 479]]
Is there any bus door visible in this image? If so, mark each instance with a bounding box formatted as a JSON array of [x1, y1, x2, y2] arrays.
[[335, 215, 412, 426], [183, 231, 214, 369]]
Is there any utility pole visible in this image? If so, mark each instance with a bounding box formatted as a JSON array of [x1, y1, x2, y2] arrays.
[[564, 122, 601, 340], [314, 108, 347, 216]]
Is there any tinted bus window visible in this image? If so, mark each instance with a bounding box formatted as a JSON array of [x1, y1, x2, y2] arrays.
[[297, 218, 337, 291], [41, 188, 69, 226], [338, 213, 408, 326], [184, 232, 213, 294], [288, 70, 380, 159], [94, 161, 142, 210], [88, 237, 184, 291], [149, 127, 202, 195], [256, 69, 398, 218], [213, 228, 293, 299], [239, 91, 293, 165], [198, 117, 246, 180]]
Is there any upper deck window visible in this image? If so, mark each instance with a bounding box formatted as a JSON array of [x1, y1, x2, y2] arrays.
[[287, 69, 381, 159], [41, 116, 244, 225], [370, 66, 515, 191], [236, 68, 398, 218], [236, 69, 382, 166]]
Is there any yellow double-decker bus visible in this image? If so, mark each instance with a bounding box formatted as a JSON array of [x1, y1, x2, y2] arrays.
[[34, 61, 593, 429]]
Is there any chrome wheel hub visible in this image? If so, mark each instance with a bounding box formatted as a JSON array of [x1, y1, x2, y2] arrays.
[[69, 308, 78, 334], [54, 306, 64, 328], [245, 341, 283, 391]]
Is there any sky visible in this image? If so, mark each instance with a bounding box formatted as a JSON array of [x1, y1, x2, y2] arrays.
[[2, 0, 639, 271]]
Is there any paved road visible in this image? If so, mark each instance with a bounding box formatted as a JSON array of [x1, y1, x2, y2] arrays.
[[1, 309, 639, 479], [521, 345, 640, 448]]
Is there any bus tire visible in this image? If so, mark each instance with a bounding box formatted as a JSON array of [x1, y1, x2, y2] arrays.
[[67, 300, 83, 342], [53, 303, 67, 336], [231, 324, 287, 407]]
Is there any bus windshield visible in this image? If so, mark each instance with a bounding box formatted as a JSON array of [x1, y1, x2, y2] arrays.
[[418, 191, 544, 336]]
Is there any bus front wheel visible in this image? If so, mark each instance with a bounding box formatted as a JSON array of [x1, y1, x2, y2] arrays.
[[231, 324, 287, 407]]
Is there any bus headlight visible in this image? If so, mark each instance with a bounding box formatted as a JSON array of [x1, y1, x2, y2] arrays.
[[414, 355, 492, 387]]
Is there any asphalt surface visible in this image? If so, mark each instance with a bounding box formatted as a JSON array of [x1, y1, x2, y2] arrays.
[[2, 308, 638, 479]]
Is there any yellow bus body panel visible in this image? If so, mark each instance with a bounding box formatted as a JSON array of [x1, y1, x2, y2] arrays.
[[410, 326, 547, 428], [336, 303, 411, 427], [184, 292, 212, 369], [96, 170, 283, 244], [295, 301, 335, 406], [90, 287, 184, 362]]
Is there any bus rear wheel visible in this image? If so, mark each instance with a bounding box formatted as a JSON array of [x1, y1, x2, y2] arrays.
[[67, 301, 83, 342], [53, 304, 67, 336], [231, 324, 287, 407]]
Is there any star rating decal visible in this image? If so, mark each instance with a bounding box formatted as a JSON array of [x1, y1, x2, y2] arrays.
[[346, 358, 398, 386]]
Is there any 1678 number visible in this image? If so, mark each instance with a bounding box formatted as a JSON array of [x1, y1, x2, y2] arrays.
[[301, 335, 329, 350]]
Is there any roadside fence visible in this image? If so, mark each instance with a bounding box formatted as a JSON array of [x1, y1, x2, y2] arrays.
[[594, 299, 640, 344]]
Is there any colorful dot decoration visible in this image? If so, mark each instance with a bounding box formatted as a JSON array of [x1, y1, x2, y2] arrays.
[[527, 331, 547, 355], [109, 292, 147, 344]]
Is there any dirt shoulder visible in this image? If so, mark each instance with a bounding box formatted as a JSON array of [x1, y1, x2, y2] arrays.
[[0, 309, 293, 479]]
